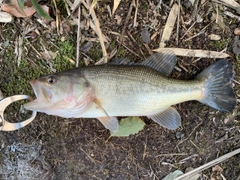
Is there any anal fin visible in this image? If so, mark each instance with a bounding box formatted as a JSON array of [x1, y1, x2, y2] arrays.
[[98, 117, 119, 132], [148, 107, 181, 130]]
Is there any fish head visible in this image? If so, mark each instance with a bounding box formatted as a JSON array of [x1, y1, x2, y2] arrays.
[[24, 73, 94, 116]]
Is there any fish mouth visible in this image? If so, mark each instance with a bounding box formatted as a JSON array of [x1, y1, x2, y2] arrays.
[[24, 80, 53, 111]]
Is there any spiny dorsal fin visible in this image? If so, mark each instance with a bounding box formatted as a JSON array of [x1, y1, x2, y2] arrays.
[[109, 58, 134, 65], [139, 50, 177, 76]]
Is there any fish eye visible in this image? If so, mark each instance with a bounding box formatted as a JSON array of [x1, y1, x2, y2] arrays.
[[47, 76, 57, 84]]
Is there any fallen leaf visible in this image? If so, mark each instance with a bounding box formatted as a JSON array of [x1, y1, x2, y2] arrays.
[[154, 48, 230, 59], [40, 49, 57, 60], [1, 4, 36, 17], [110, 117, 145, 137], [114, 14, 122, 25], [81, 41, 93, 53], [31, 0, 53, 20], [112, 0, 121, 15], [212, 165, 223, 172], [141, 28, 151, 44]]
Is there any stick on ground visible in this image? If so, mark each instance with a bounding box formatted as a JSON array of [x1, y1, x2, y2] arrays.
[[174, 148, 240, 180]]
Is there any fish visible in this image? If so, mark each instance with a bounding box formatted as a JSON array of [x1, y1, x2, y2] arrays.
[[24, 50, 236, 132]]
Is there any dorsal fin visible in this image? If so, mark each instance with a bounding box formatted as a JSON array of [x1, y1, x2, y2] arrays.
[[139, 50, 177, 76], [109, 58, 134, 65]]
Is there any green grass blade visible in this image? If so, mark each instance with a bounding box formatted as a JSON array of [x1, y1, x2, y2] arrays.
[[18, 0, 25, 10], [31, 0, 53, 20]]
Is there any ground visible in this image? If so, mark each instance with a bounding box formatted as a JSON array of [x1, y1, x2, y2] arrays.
[[0, 0, 240, 180]]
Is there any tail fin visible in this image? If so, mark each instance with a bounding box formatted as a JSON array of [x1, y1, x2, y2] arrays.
[[197, 59, 236, 112]]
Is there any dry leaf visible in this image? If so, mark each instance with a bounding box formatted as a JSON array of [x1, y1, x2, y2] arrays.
[[40, 49, 57, 60], [1, 4, 36, 17], [112, 0, 121, 15], [154, 48, 230, 59], [212, 165, 223, 172], [114, 14, 122, 25]]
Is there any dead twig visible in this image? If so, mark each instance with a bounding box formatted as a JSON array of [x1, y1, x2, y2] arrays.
[[89, 1, 108, 63], [176, 119, 203, 147], [127, 31, 145, 58], [155, 153, 187, 157], [159, 3, 179, 48], [116, 39, 142, 58], [184, 21, 213, 42], [174, 148, 240, 180], [142, 131, 148, 160], [121, 0, 135, 42], [176, 0, 181, 45], [133, 0, 138, 27], [224, 11, 240, 21], [191, 0, 199, 20], [180, 21, 197, 40], [80, 147, 96, 164], [52, 0, 60, 35], [76, 5, 81, 67]]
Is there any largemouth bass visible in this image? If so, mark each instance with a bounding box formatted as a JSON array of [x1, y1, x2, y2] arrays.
[[24, 50, 236, 132]]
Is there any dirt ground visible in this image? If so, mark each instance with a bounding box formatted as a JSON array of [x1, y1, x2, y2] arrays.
[[0, 0, 240, 179]]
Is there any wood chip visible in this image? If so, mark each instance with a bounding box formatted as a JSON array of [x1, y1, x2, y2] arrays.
[[209, 34, 221, 41], [154, 48, 230, 58], [0, 11, 12, 22], [159, 3, 179, 48]]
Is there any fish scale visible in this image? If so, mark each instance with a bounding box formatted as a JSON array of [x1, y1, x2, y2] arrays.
[[80, 65, 204, 116]]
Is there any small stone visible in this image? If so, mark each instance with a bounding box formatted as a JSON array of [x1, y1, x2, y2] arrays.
[[0, 12, 12, 23], [176, 131, 184, 139], [60, 36, 65, 42], [209, 34, 221, 41], [234, 27, 240, 35], [141, 28, 151, 44]]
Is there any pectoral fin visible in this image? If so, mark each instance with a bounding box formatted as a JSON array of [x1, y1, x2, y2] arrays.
[[93, 98, 119, 132], [98, 117, 119, 132], [148, 107, 181, 130]]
